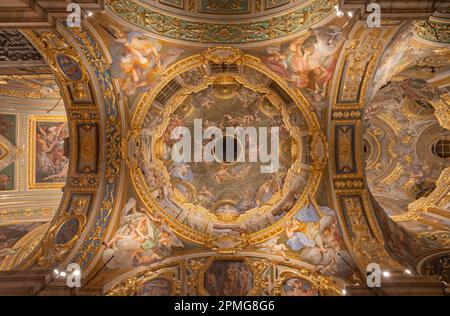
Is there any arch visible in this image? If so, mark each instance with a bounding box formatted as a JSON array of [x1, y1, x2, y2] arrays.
[[13, 22, 124, 279]]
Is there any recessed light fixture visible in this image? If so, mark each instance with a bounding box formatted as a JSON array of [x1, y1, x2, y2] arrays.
[[382, 271, 391, 277]]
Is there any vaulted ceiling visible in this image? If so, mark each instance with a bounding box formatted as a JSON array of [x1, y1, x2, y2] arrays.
[[0, 0, 449, 296]]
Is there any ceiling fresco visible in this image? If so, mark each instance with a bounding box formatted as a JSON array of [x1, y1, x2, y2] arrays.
[[0, 0, 449, 297], [0, 31, 68, 272], [363, 25, 450, 269]]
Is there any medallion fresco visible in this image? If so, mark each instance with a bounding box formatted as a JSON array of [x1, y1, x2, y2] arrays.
[[282, 277, 318, 296], [56, 54, 83, 82]]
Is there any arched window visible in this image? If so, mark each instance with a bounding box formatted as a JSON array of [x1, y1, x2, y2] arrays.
[[432, 140, 450, 159]]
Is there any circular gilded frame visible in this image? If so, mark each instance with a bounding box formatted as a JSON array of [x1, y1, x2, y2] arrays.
[[127, 47, 327, 248]]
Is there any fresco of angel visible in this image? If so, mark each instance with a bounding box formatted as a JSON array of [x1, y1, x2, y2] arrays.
[[102, 197, 184, 269], [284, 195, 355, 276], [197, 185, 217, 208], [35, 122, 69, 183], [110, 32, 182, 96], [192, 87, 215, 110]]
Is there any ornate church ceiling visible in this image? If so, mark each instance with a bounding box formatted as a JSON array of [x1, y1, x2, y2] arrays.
[[0, 0, 449, 296], [0, 30, 67, 272], [363, 23, 450, 270], [107, 0, 337, 44]]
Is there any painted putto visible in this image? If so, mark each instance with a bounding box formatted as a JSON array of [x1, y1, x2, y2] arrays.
[[110, 32, 182, 96]]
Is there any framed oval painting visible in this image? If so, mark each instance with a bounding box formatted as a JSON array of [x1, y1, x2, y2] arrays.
[[56, 54, 83, 82], [54, 217, 80, 245]]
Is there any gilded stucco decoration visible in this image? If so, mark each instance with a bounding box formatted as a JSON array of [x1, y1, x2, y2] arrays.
[[126, 47, 327, 251], [328, 21, 403, 271], [414, 13, 450, 44], [107, 0, 337, 44], [14, 24, 123, 272]]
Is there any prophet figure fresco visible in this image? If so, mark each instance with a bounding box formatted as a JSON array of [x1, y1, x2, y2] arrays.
[[110, 32, 182, 96], [35, 122, 68, 183], [136, 278, 172, 296], [102, 197, 184, 269], [0, 114, 17, 190], [205, 260, 253, 296], [257, 196, 356, 278], [282, 278, 319, 296], [285, 200, 352, 275]]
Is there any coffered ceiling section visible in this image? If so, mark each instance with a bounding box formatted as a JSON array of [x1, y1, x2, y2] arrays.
[[0, 0, 104, 28], [0, 30, 47, 69]]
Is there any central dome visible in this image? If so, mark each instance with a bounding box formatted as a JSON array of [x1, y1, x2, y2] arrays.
[[160, 80, 297, 218], [127, 48, 326, 247]]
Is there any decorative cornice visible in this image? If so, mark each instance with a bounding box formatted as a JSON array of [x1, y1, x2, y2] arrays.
[[414, 14, 450, 44], [0, 1, 104, 28], [107, 0, 336, 44], [431, 94, 450, 131]]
